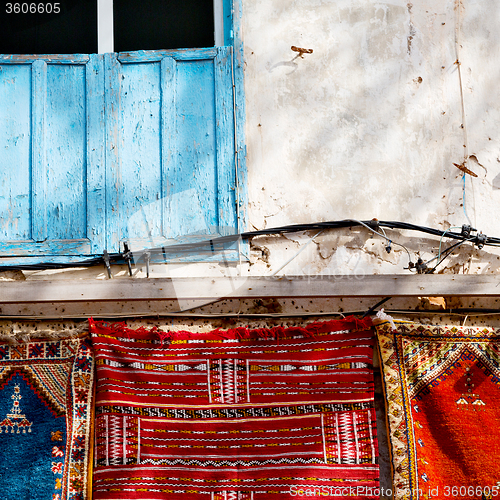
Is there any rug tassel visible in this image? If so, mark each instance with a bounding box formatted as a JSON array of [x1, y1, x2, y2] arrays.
[[375, 309, 396, 331]]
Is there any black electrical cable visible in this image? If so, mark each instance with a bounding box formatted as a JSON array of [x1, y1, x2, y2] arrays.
[[120, 221, 494, 257], [3, 307, 500, 321], [431, 240, 471, 270], [1, 219, 498, 272], [362, 297, 392, 318], [0, 255, 121, 272], [423, 237, 476, 273]]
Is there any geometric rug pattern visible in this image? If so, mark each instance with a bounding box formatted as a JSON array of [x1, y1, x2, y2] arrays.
[[91, 317, 380, 499], [376, 321, 500, 500], [0, 336, 94, 500]]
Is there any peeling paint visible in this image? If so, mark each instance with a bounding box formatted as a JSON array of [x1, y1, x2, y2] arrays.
[[1, 49, 239, 261], [2, 0, 500, 280], [243, 0, 500, 276]]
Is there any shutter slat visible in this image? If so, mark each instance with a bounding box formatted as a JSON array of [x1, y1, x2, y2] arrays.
[[104, 53, 121, 252], [161, 56, 177, 240], [31, 60, 47, 243], [86, 54, 106, 254], [215, 46, 237, 236]]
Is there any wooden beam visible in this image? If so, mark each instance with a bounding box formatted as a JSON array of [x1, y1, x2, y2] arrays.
[[1, 275, 499, 305]]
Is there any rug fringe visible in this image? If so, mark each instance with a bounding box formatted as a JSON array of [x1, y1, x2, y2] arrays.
[[89, 316, 373, 345]]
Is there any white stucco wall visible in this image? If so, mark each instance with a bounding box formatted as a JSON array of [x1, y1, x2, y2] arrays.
[[2, 0, 499, 282], [242, 0, 500, 275]]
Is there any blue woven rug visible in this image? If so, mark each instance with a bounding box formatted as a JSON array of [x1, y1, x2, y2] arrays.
[[0, 337, 94, 500]]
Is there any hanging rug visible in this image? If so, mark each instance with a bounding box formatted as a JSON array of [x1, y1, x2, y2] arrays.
[[376, 321, 500, 500], [90, 317, 379, 499], [0, 335, 95, 500]]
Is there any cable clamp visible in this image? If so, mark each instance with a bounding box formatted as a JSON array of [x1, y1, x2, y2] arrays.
[[414, 258, 428, 274], [461, 224, 476, 239], [405, 262, 415, 271], [367, 218, 380, 231], [103, 250, 112, 279], [475, 232, 487, 250], [122, 242, 133, 276]]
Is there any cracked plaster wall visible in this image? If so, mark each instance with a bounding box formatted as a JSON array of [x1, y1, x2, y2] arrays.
[[2, 0, 500, 282], [243, 0, 500, 275]]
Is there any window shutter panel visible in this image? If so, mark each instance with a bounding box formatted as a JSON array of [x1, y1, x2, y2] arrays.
[[0, 48, 239, 262], [0, 56, 105, 261], [106, 49, 237, 254]]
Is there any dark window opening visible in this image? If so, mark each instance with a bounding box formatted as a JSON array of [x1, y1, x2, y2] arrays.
[[0, 0, 98, 54], [113, 0, 214, 52], [0, 0, 215, 55]]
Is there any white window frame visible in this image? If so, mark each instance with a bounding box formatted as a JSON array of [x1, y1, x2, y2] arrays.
[[97, 0, 224, 54]]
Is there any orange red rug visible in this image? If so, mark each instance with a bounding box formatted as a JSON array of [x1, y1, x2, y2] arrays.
[[376, 321, 500, 500]]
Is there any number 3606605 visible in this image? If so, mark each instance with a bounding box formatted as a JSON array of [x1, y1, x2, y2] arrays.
[[6, 3, 61, 13]]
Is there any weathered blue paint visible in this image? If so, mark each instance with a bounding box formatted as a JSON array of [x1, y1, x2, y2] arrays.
[[173, 58, 217, 235], [32, 60, 47, 243], [46, 64, 87, 240], [0, 50, 240, 259], [223, 0, 233, 47], [118, 48, 218, 63], [106, 49, 237, 253], [160, 56, 176, 241], [103, 52, 120, 254], [232, 0, 248, 238], [0, 55, 90, 65], [0, 64, 31, 241], [0, 59, 95, 257], [117, 59, 163, 246], [86, 53, 106, 254], [0, 0, 247, 263], [216, 47, 238, 236]]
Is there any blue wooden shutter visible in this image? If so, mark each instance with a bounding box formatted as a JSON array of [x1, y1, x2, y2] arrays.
[[104, 47, 237, 254], [0, 48, 238, 262], [0, 55, 105, 262]]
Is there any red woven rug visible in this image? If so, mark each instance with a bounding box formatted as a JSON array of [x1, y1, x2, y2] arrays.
[[376, 321, 500, 500], [90, 317, 379, 499]]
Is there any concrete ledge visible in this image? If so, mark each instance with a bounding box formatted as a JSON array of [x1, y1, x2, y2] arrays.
[[1, 275, 499, 304]]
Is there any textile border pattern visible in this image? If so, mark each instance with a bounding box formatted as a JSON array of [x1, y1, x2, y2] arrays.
[[0, 336, 94, 500], [90, 317, 380, 499], [376, 321, 500, 500]]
